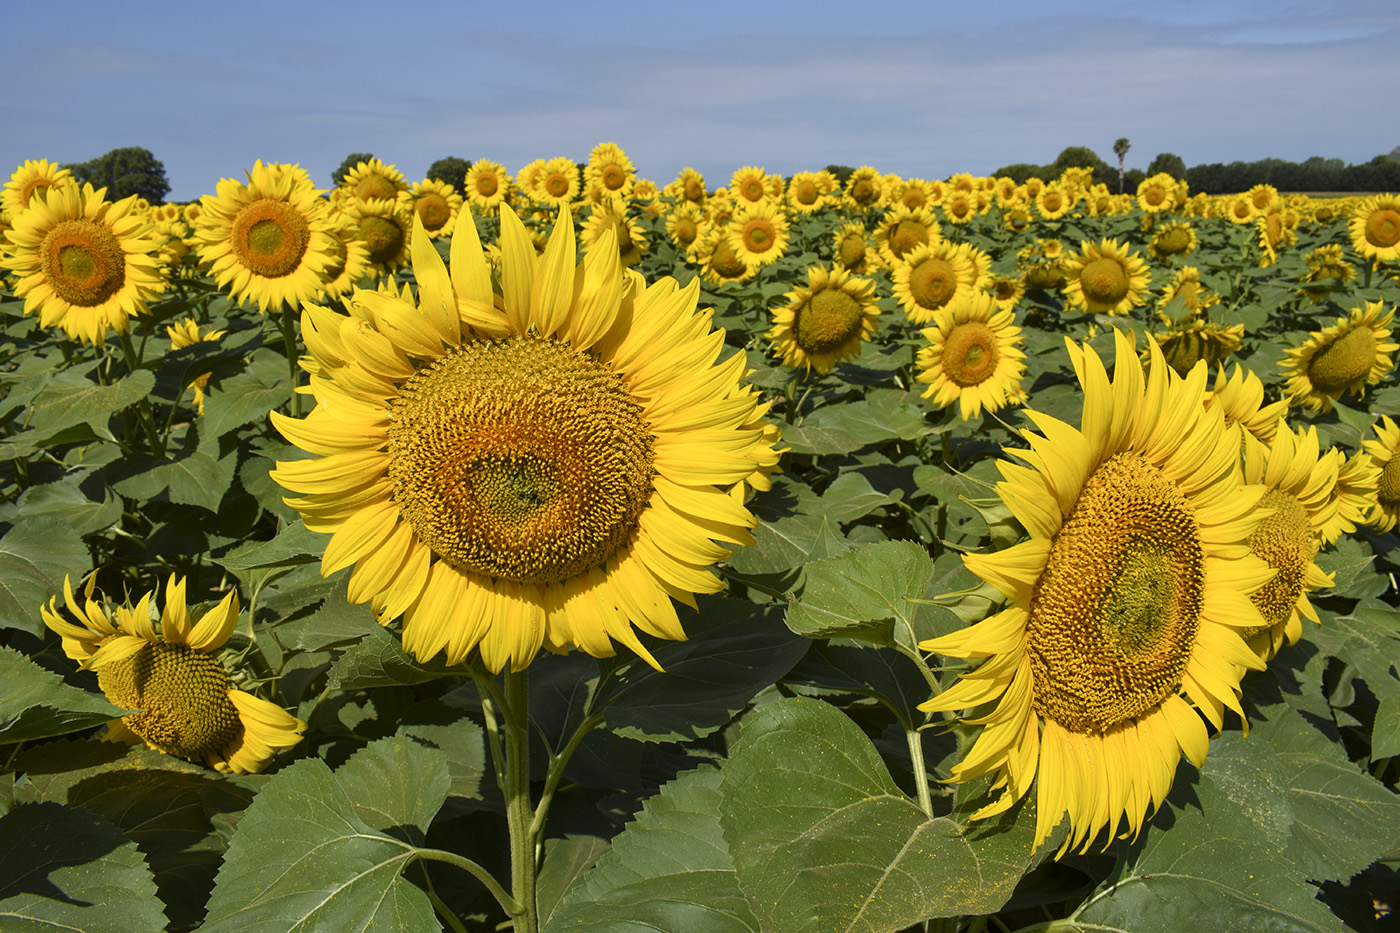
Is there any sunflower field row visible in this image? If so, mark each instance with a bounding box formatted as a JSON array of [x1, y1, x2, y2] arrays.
[[1, 144, 1398, 933]]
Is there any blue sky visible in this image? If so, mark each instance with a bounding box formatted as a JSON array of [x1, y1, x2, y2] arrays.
[[5, 0, 1397, 202]]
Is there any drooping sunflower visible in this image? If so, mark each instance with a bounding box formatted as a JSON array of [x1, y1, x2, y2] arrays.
[[1203, 363, 1289, 453], [1239, 421, 1339, 661], [1297, 243, 1356, 303], [1279, 301, 1398, 413], [1151, 319, 1244, 377], [844, 167, 885, 209], [1156, 266, 1219, 324], [194, 161, 337, 313], [1348, 194, 1400, 263], [2, 158, 73, 215], [767, 265, 879, 374], [463, 160, 512, 215], [407, 178, 462, 240], [1362, 415, 1400, 532], [1321, 451, 1379, 546], [892, 240, 975, 324], [916, 290, 1026, 419], [41, 574, 306, 773], [340, 158, 409, 203], [0, 181, 166, 344], [340, 196, 415, 279], [1062, 238, 1151, 315], [585, 142, 636, 200], [920, 332, 1271, 855], [874, 205, 941, 268], [167, 317, 227, 415], [272, 207, 776, 672], [581, 199, 647, 267], [726, 200, 789, 272], [831, 222, 878, 274], [1256, 207, 1297, 266], [1148, 221, 1197, 262]]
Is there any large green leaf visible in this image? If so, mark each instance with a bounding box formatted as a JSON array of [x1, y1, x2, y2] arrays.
[[780, 390, 938, 455], [328, 623, 465, 690], [600, 599, 806, 742], [199, 346, 291, 438], [0, 647, 124, 744], [1313, 605, 1400, 759], [0, 369, 155, 458], [0, 518, 90, 637], [108, 438, 239, 514], [0, 801, 168, 933], [0, 476, 122, 537], [334, 736, 450, 839], [726, 511, 850, 574], [201, 757, 440, 932], [718, 697, 1034, 932], [547, 766, 759, 932]]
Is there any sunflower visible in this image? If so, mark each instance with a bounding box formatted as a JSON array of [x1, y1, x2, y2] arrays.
[[1239, 422, 1339, 660], [1151, 320, 1244, 378], [916, 290, 1026, 419], [726, 200, 789, 272], [665, 202, 705, 253], [1035, 184, 1072, 221], [532, 157, 582, 209], [407, 178, 462, 240], [989, 274, 1025, 311], [1256, 207, 1297, 266], [1062, 238, 1151, 315], [167, 317, 227, 415], [667, 167, 707, 205], [919, 331, 1271, 855], [831, 222, 878, 274], [581, 199, 647, 267], [1279, 301, 1398, 413], [786, 171, 828, 214], [948, 172, 978, 195], [1362, 415, 1400, 532], [318, 218, 373, 301], [1348, 195, 1400, 263], [844, 167, 885, 209], [941, 193, 977, 225], [340, 158, 408, 203], [1156, 266, 1218, 323], [994, 177, 1021, 205], [41, 574, 305, 773], [892, 240, 975, 324], [692, 226, 754, 286], [767, 265, 879, 374], [1148, 221, 1197, 262], [341, 196, 414, 278], [0, 181, 166, 344], [896, 178, 935, 212], [194, 161, 337, 313], [2, 158, 73, 215], [271, 207, 775, 673], [1003, 207, 1033, 233], [874, 205, 941, 268], [1136, 174, 1177, 215], [1224, 196, 1257, 224], [1320, 451, 1379, 546], [1297, 244, 1356, 303], [1248, 183, 1280, 213], [463, 160, 512, 215], [585, 142, 635, 200], [1203, 363, 1289, 452], [729, 166, 776, 206]]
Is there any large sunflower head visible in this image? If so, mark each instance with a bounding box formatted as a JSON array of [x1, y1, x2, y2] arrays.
[[693, 225, 754, 286], [728, 166, 776, 206], [1348, 194, 1400, 263], [1239, 421, 1339, 661], [892, 240, 974, 324], [531, 157, 582, 208], [920, 331, 1271, 855], [1062, 238, 1151, 315], [844, 167, 885, 209], [1362, 415, 1400, 533], [271, 207, 777, 673], [1035, 183, 1073, 220], [1136, 174, 1178, 215], [767, 264, 880, 374], [2, 158, 74, 215], [1148, 221, 1197, 261], [462, 160, 512, 215], [916, 290, 1026, 420], [41, 574, 305, 773], [941, 193, 977, 225], [874, 205, 941, 268], [194, 161, 337, 313], [407, 178, 462, 240], [831, 222, 877, 274], [726, 200, 790, 272], [1280, 301, 1398, 413], [340, 196, 415, 279], [585, 142, 636, 199], [0, 180, 166, 344], [340, 158, 408, 203]]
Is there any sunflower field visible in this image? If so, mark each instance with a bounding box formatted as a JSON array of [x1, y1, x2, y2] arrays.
[[2, 148, 1400, 933]]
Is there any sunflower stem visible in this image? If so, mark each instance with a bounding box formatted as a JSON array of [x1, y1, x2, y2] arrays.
[[117, 331, 166, 458], [412, 847, 521, 920], [529, 711, 604, 841], [500, 667, 539, 933], [278, 308, 303, 418], [906, 724, 933, 817]]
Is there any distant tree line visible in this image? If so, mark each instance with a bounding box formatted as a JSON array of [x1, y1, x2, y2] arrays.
[[63, 146, 170, 204]]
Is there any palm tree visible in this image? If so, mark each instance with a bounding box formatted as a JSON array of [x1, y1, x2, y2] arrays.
[[1113, 138, 1131, 194]]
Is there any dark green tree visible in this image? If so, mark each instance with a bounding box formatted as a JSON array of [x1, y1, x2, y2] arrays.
[[426, 156, 472, 196], [1051, 146, 1114, 182], [1113, 138, 1131, 193], [65, 147, 170, 203], [823, 164, 856, 187], [1146, 152, 1187, 180], [991, 163, 1049, 183], [332, 152, 375, 187]]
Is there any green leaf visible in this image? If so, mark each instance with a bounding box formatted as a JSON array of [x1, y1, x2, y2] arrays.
[[1, 369, 156, 457], [271, 582, 379, 652], [781, 390, 938, 455], [108, 441, 239, 514], [537, 835, 610, 929], [726, 512, 849, 574], [396, 709, 494, 809], [1313, 606, 1400, 760], [815, 471, 899, 525], [216, 519, 325, 575], [719, 697, 1034, 931], [548, 766, 759, 932], [334, 736, 450, 838], [328, 623, 464, 690], [0, 802, 168, 933], [0, 647, 124, 744], [0, 518, 90, 637], [199, 347, 291, 438], [201, 757, 438, 933], [0, 477, 121, 537], [601, 599, 806, 742]]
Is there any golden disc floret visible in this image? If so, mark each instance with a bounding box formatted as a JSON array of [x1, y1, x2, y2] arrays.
[[98, 642, 243, 761]]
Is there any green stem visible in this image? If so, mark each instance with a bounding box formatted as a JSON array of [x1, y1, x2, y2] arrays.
[[529, 712, 604, 840], [418, 861, 469, 933], [279, 308, 303, 418], [500, 668, 539, 933], [413, 847, 520, 919], [117, 331, 166, 457], [907, 724, 933, 817]]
